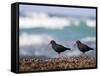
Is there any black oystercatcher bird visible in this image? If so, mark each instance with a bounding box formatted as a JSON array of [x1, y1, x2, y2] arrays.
[[75, 40, 94, 53], [49, 40, 71, 58]]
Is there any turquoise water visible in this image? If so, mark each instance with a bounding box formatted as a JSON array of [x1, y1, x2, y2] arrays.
[[19, 21, 96, 41], [19, 5, 96, 58], [19, 20, 96, 58]]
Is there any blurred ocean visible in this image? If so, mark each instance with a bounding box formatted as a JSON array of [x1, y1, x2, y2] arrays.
[[19, 18, 96, 58], [19, 5, 96, 58]]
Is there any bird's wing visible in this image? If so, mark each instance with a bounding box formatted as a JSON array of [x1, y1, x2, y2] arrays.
[[81, 43, 93, 50], [56, 44, 70, 50]]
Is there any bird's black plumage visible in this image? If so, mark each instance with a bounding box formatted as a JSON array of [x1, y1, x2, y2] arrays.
[[76, 40, 94, 53], [50, 40, 70, 54]]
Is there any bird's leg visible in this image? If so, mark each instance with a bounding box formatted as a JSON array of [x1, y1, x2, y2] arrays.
[[58, 53, 60, 59], [74, 43, 77, 47]]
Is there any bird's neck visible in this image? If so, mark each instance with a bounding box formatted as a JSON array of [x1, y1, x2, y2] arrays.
[[52, 43, 56, 46], [77, 42, 81, 46]]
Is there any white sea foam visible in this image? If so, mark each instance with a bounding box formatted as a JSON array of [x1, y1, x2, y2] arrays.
[[86, 19, 96, 27], [19, 13, 96, 29], [81, 37, 96, 42], [19, 33, 54, 46], [19, 33, 96, 58]]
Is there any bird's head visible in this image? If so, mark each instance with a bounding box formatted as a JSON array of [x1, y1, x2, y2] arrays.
[[76, 40, 81, 44], [50, 40, 56, 45], [74, 40, 81, 47], [48, 40, 56, 47], [47, 40, 56, 48]]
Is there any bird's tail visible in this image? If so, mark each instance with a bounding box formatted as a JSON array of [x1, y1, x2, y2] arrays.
[[90, 47, 94, 50], [67, 48, 71, 50]]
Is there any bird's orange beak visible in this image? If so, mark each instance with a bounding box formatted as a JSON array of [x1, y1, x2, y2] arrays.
[[48, 43, 51, 47], [74, 43, 77, 47], [45, 43, 51, 50]]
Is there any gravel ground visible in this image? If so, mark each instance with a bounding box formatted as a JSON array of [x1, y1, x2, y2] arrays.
[[19, 56, 96, 72]]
